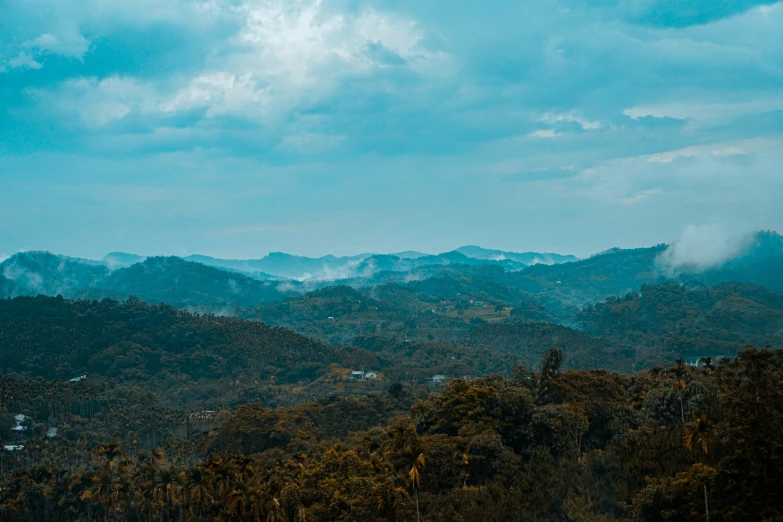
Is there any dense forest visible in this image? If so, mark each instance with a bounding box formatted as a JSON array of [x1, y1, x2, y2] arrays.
[[1, 235, 783, 520], [1, 346, 781, 521]]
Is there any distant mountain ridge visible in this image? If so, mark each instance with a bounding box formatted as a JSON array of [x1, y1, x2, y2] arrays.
[[455, 245, 578, 265], [4, 245, 577, 284], [2, 232, 781, 320]]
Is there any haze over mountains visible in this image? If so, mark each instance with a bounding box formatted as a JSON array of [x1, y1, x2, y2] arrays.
[[1, 231, 781, 325]]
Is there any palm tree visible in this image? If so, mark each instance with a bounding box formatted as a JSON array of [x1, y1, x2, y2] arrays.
[[180, 466, 214, 520], [684, 415, 715, 522], [152, 466, 180, 521], [452, 442, 471, 487], [683, 414, 714, 456], [407, 452, 426, 522], [669, 364, 688, 423]]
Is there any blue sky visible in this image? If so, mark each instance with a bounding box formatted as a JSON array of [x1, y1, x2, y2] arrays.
[[1, 0, 782, 260]]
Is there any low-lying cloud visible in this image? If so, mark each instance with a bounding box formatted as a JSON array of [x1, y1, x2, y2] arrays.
[[657, 224, 757, 273]]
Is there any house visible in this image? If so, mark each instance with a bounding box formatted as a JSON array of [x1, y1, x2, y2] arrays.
[[12, 414, 26, 432], [188, 410, 217, 421], [685, 356, 734, 368], [47, 427, 58, 438], [364, 371, 379, 379], [3, 445, 24, 452], [473, 301, 485, 307], [69, 374, 87, 383], [351, 370, 365, 379], [429, 375, 447, 383]]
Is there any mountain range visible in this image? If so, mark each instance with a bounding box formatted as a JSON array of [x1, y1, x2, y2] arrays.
[[2, 232, 782, 323]]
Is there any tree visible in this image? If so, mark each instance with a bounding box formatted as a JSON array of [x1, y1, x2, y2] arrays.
[[669, 363, 688, 423], [684, 414, 714, 521], [683, 414, 713, 457], [408, 452, 426, 522]]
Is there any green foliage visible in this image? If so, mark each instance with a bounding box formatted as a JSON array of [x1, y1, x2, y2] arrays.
[[0, 295, 336, 384], [1, 349, 783, 521]]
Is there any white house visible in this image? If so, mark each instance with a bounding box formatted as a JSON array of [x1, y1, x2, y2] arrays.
[[685, 356, 734, 368], [12, 414, 27, 432], [364, 371, 379, 379], [351, 370, 365, 379], [69, 374, 87, 383], [3, 445, 24, 452], [429, 375, 447, 383]]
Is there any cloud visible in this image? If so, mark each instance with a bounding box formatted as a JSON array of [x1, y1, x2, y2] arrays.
[[26, 76, 158, 127], [539, 111, 602, 130], [5, 51, 42, 70], [644, 142, 754, 163], [624, 97, 783, 128], [164, 73, 271, 118], [527, 129, 560, 139], [2, 0, 783, 259], [15, 0, 448, 133], [657, 224, 757, 272], [617, 188, 661, 205]]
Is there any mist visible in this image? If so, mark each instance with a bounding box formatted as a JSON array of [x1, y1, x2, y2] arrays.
[[657, 224, 757, 273]]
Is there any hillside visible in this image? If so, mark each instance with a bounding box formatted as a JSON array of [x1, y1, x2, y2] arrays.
[[0, 251, 110, 298], [464, 322, 637, 373], [81, 256, 289, 308], [578, 282, 783, 358], [0, 295, 335, 384]]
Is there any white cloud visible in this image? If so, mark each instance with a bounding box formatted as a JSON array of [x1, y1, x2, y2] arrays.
[[539, 111, 602, 130], [617, 188, 661, 205], [21, 0, 445, 125], [644, 143, 752, 163], [527, 129, 560, 139], [164, 73, 271, 118], [30, 32, 90, 59], [571, 137, 781, 206], [657, 224, 757, 273], [5, 51, 42, 70], [28, 76, 158, 127], [233, 1, 428, 85]]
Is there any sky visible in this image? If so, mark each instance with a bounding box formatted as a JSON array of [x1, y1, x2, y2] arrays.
[[1, 0, 782, 260]]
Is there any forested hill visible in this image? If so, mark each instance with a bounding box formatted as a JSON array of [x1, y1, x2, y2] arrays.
[[0, 251, 110, 297], [464, 322, 637, 373], [0, 295, 336, 384], [80, 256, 289, 308], [578, 282, 783, 357]]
